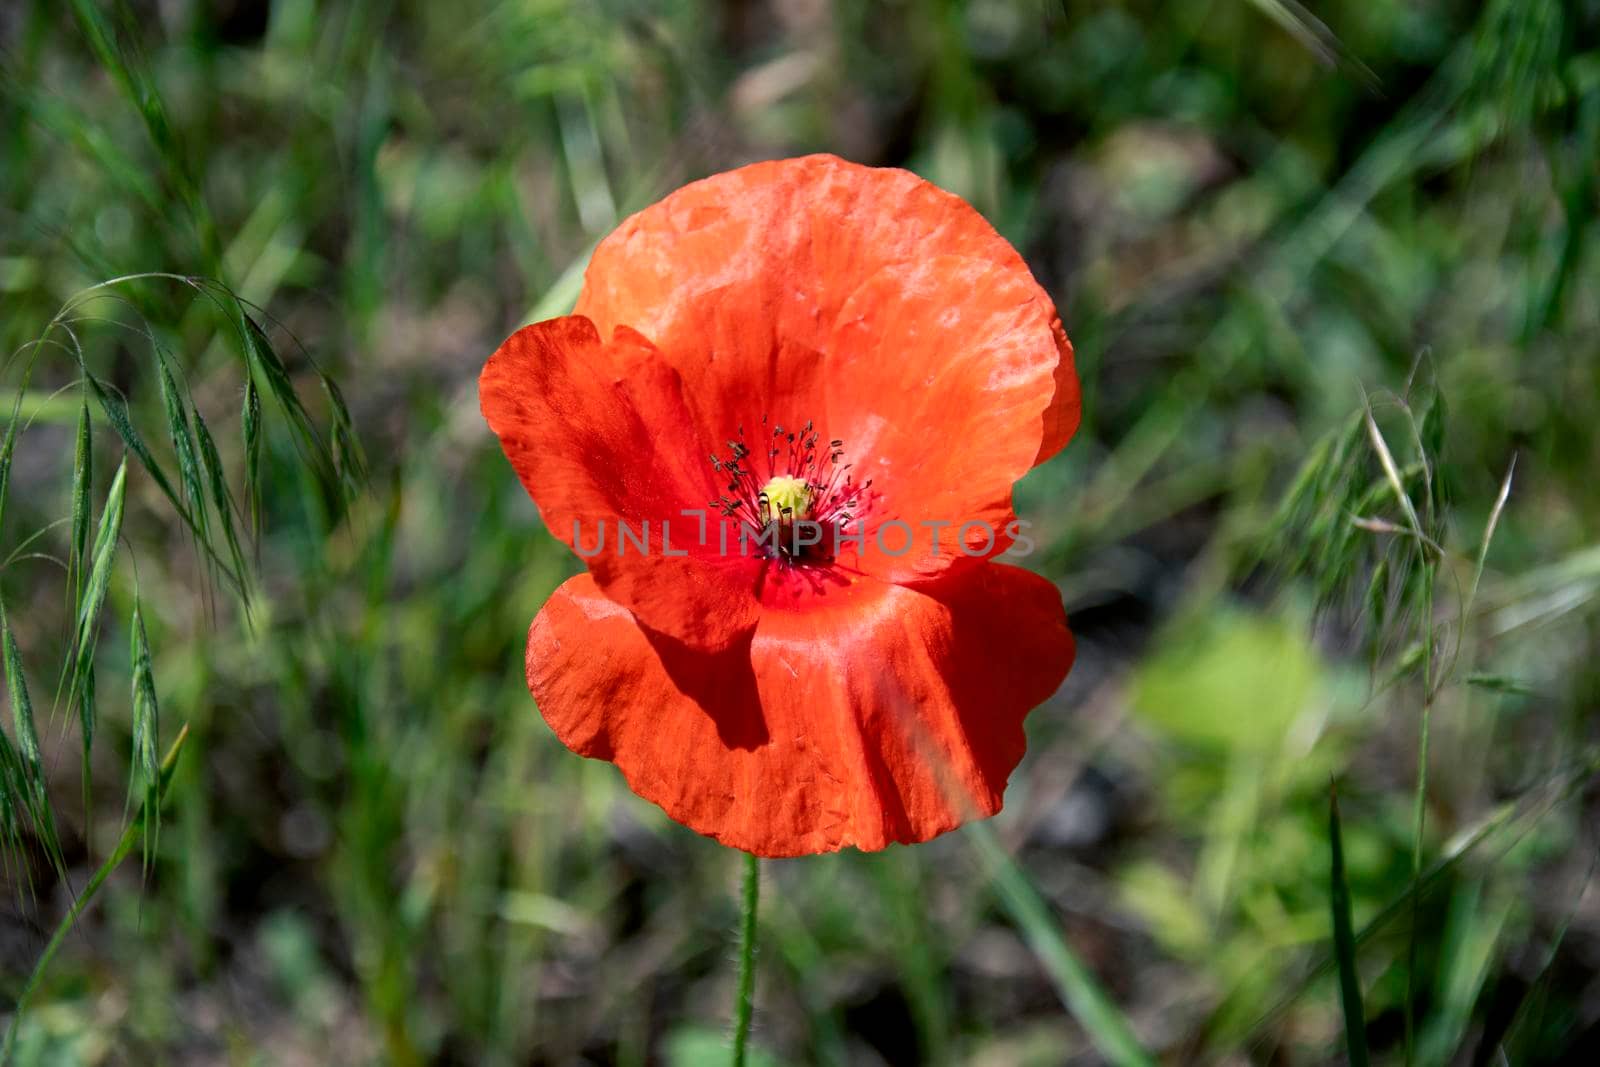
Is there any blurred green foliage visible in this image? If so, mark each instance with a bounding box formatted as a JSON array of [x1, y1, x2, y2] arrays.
[[1130, 603, 1322, 751], [1, 0, 1599, 1064]]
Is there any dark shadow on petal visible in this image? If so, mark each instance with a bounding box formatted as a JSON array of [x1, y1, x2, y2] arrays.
[[640, 622, 769, 751], [857, 724, 914, 849]]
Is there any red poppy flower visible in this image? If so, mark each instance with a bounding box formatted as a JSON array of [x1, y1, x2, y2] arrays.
[[481, 155, 1080, 857]]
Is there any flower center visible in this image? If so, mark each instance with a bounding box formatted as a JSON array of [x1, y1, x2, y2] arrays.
[[708, 416, 872, 564], [761, 475, 811, 521]]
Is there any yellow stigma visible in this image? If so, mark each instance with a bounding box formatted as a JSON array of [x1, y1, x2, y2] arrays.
[[762, 475, 811, 521]]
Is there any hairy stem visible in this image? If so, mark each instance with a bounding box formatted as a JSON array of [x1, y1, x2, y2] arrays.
[[731, 850, 760, 1066]]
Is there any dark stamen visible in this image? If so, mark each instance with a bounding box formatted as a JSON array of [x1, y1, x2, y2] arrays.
[[706, 414, 877, 565]]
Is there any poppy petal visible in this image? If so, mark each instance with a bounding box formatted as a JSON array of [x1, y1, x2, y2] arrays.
[[573, 155, 1077, 481], [480, 316, 761, 649], [1036, 319, 1081, 465], [823, 253, 1067, 580], [527, 564, 1074, 857]]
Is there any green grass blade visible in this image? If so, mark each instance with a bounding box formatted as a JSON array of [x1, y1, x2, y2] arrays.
[[238, 312, 338, 495], [3, 609, 44, 805], [242, 377, 262, 541], [1405, 562, 1439, 1067], [85, 375, 172, 509], [0, 599, 66, 882], [1241, 0, 1379, 89], [1363, 400, 1429, 551], [69, 392, 93, 602], [1230, 750, 1600, 1048], [1465, 456, 1516, 617], [0, 416, 16, 538], [1329, 785, 1371, 1067], [154, 349, 209, 546], [1419, 387, 1447, 523], [193, 410, 249, 595], [65, 0, 221, 269], [968, 822, 1155, 1067], [83, 373, 242, 594], [70, 456, 127, 741], [1496, 847, 1596, 1061], [128, 598, 160, 872], [0, 712, 25, 880], [79, 661, 95, 834], [322, 374, 366, 496], [0, 723, 189, 1066]]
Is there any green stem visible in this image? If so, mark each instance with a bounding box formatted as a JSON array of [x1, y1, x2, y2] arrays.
[[731, 850, 760, 1067], [1404, 563, 1437, 1067]]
